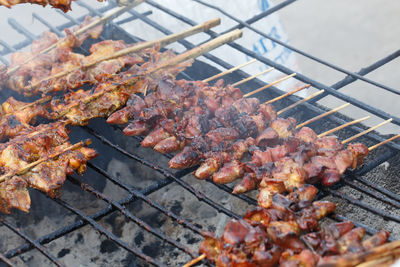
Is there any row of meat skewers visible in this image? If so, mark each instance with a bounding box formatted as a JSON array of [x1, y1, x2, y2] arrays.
[[0, 13, 399, 267]]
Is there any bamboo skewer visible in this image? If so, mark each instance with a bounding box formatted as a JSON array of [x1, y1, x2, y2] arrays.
[[265, 84, 311, 105], [54, 29, 243, 119], [2, 95, 52, 120], [318, 239, 400, 267], [231, 67, 274, 87], [4, 1, 144, 77], [3, 19, 221, 114], [29, 18, 222, 93], [0, 139, 91, 184], [277, 90, 325, 115], [368, 133, 400, 151], [342, 118, 393, 144], [317, 116, 370, 138], [182, 254, 206, 267], [202, 58, 257, 83], [243, 73, 296, 98], [296, 103, 351, 129]]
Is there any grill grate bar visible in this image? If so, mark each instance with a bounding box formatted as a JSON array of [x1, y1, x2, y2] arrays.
[[53, 198, 164, 266], [66, 175, 198, 258], [8, 18, 37, 41], [353, 174, 400, 204], [0, 40, 16, 53], [219, 0, 297, 34], [0, 57, 8, 66], [88, 162, 203, 235], [115, 11, 153, 25], [4, 178, 173, 259], [0, 218, 63, 266], [84, 126, 241, 220], [0, 4, 117, 56], [325, 188, 400, 223], [192, 0, 400, 96], [0, 253, 12, 267], [32, 13, 64, 37], [342, 178, 400, 209], [308, 49, 400, 104], [356, 150, 396, 176]]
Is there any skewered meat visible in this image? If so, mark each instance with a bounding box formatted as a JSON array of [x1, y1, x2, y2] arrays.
[[200, 185, 340, 267], [0, 97, 50, 141], [51, 49, 192, 126], [0, 0, 104, 12], [0, 0, 73, 12], [0, 122, 97, 214], [0, 176, 30, 214], [200, 185, 389, 267], [3, 16, 103, 95]]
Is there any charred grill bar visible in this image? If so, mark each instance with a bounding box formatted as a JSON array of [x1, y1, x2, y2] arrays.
[[0, 0, 399, 266]]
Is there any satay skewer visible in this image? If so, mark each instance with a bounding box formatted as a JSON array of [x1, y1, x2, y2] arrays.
[[368, 133, 400, 151], [342, 118, 393, 144], [264, 84, 311, 105], [54, 29, 243, 119], [0, 139, 91, 183], [26, 18, 221, 93], [182, 254, 206, 267], [243, 73, 296, 97], [296, 103, 351, 129], [3, 1, 144, 76], [277, 89, 325, 115], [202, 58, 258, 83], [319, 239, 400, 267], [317, 116, 370, 138], [231, 67, 275, 87]]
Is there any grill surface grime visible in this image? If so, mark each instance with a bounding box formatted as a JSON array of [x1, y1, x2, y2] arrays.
[[0, 0, 399, 266]]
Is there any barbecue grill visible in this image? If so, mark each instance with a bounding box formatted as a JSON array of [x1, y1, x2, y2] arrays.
[[0, 1, 399, 266]]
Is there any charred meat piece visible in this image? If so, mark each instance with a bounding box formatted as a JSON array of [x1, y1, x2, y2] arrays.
[[5, 17, 103, 95], [295, 127, 317, 144], [0, 176, 30, 214], [347, 142, 369, 169]]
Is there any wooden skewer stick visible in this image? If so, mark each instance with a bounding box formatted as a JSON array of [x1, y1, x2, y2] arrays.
[[231, 67, 274, 87], [342, 118, 393, 144], [2, 95, 52, 120], [277, 90, 325, 115], [182, 254, 206, 267], [29, 18, 221, 92], [296, 103, 351, 129], [55, 29, 243, 119], [368, 133, 400, 151], [147, 29, 243, 74], [0, 139, 91, 183], [4, 1, 144, 76], [265, 84, 310, 105], [318, 116, 370, 138], [202, 58, 258, 83], [243, 73, 296, 98], [318, 239, 400, 267], [355, 248, 400, 267]]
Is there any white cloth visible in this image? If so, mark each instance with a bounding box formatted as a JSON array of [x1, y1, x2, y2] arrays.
[[122, 0, 303, 94]]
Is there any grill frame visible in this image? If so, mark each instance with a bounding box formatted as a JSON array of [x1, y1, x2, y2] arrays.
[[0, 1, 399, 266]]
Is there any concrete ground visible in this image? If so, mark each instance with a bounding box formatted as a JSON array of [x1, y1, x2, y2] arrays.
[[277, 0, 400, 135]]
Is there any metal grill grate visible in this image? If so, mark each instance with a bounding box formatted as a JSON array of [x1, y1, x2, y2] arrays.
[[0, 1, 399, 266]]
